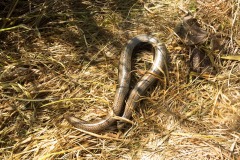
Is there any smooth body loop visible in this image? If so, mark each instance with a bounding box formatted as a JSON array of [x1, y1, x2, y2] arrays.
[[64, 35, 168, 132]]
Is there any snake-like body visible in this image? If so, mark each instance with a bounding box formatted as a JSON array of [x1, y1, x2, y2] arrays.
[[64, 35, 168, 132]]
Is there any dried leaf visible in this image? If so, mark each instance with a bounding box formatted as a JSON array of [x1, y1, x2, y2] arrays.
[[221, 55, 240, 61], [190, 48, 211, 73], [175, 14, 208, 45]]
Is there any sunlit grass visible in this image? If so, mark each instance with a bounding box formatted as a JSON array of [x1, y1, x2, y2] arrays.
[[0, 0, 239, 159]]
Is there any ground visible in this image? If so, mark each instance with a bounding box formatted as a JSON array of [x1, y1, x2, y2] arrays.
[[0, 0, 239, 159]]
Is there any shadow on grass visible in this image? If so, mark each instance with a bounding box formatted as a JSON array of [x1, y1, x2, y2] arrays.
[[0, 0, 141, 150]]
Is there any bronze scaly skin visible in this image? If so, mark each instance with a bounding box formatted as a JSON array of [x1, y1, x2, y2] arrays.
[[64, 35, 168, 132]]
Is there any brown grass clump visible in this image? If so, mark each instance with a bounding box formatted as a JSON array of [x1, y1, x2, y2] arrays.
[[0, 0, 239, 159]]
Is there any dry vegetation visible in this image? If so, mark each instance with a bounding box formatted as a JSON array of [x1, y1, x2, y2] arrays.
[[0, 0, 239, 159]]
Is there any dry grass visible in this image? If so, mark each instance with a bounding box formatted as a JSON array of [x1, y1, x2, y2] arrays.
[[0, 0, 239, 159]]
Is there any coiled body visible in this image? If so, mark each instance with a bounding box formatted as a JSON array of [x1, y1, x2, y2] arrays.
[[64, 35, 168, 132]]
